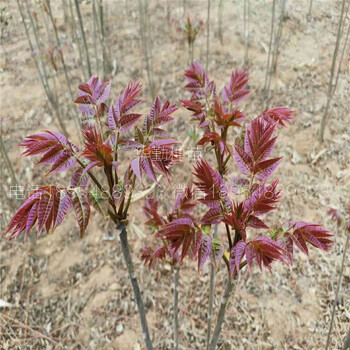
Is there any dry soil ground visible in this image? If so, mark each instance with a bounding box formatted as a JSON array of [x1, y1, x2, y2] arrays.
[[0, 0, 349, 349]]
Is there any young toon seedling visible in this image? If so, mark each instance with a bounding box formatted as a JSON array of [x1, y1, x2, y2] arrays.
[[171, 15, 204, 63], [4, 63, 333, 349], [141, 62, 333, 349], [5, 75, 184, 350]]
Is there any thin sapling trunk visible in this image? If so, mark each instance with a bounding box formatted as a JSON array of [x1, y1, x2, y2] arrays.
[[117, 222, 154, 350], [343, 331, 350, 350], [271, 0, 286, 75], [206, 0, 210, 71], [45, 0, 81, 133], [325, 231, 349, 350], [174, 267, 180, 350], [25, 0, 51, 94], [243, 0, 250, 66], [18, 0, 68, 135], [74, 0, 92, 77], [319, 0, 347, 141], [208, 270, 235, 350], [69, 0, 86, 80], [98, 0, 108, 77], [218, 0, 223, 44], [263, 0, 276, 107], [92, 0, 100, 74], [206, 224, 218, 350], [307, 0, 313, 20], [62, 0, 69, 26], [138, 0, 155, 99]]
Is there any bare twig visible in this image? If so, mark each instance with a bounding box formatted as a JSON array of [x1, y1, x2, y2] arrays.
[[25, 0, 50, 94], [174, 267, 180, 350], [97, 0, 108, 77], [45, 0, 81, 134], [74, 0, 92, 77], [307, 0, 313, 20], [92, 0, 100, 74], [138, 0, 155, 99], [69, 0, 86, 80], [217, 0, 224, 44], [206, 0, 210, 71], [271, 0, 286, 75], [319, 0, 347, 141], [263, 0, 276, 107], [243, 0, 250, 66], [325, 232, 349, 350], [17, 0, 68, 135], [0, 313, 58, 345]]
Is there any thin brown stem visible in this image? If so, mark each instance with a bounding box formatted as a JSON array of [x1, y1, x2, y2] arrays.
[[45, 0, 81, 135], [325, 232, 349, 350], [69, 0, 86, 80], [173, 267, 180, 350], [25, 0, 50, 92], [208, 269, 234, 350], [117, 222, 154, 350], [92, 0, 100, 74], [74, 157, 115, 213], [74, 0, 91, 77], [319, 0, 347, 141], [123, 174, 136, 218], [206, 0, 210, 71], [17, 0, 68, 135], [46, 0, 73, 98], [98, 0, 107, 77], [225, 224, 232, 249], [138, 0, 154, 99], [263, 0, 276, 107], [217, 0, 223, 44], [307, 0, 313, 20], [271, 0, 286, 75], [243, 0, 250, 66], [333, 13, 349, 97], [206, 224, 218, 350]]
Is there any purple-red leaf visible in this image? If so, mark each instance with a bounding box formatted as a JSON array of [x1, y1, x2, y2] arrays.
[[5, 186, 71, 239], [234, 240, 247, 272], [261, 107, 294, 127], [193, 158, 228, 208], [284, 221, 333, 255], [198, 235, 212, 270], [245, 236, 286, 273], [68, 187, 90, 237], [157, 218, 200, 264], [210, 238, 224, 267], [119, 113, 142, 133], [254, 157, 282, 182], [244, 180, 281, 216], [201, 207, 223, 225], [222, 69, 250, 105], [233, 145, 253, 176]]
